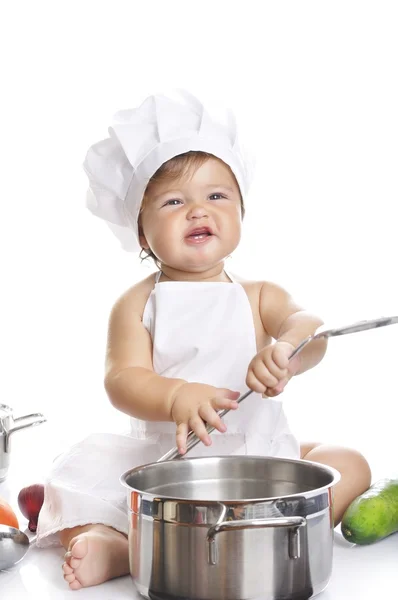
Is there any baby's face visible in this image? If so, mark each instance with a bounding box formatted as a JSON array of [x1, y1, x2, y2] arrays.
[[139, 158, 242, 272]]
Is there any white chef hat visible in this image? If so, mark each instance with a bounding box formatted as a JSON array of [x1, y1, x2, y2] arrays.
[[83, 89, 255, 252]]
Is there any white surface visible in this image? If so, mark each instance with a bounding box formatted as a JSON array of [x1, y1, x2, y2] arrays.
[[1, 428, 397, 599]]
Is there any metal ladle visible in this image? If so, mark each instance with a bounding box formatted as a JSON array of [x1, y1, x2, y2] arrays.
[[161, 315, 398, 461], [0, 525, 32, 571]]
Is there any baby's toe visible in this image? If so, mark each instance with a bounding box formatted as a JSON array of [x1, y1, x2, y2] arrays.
[[70, 537, 89, 560], [69, 579, 83, 590], [70, 556, 81, 569], [64, 573, 75, 583], [62, 562, 73, 575]]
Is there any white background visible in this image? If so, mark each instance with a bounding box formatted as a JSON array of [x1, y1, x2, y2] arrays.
[[1, 1, 397, 481]]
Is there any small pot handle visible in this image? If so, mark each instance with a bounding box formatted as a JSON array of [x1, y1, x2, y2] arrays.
[[5, 413, 46, 452], [207, 516, 306, 565]]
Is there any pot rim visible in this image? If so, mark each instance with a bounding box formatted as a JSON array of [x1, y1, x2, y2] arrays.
[[120, 455, 341, 503]]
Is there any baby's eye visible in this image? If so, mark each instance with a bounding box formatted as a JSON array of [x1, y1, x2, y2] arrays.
[[209, 193, 225, 200], [163, 199, 182, 206]]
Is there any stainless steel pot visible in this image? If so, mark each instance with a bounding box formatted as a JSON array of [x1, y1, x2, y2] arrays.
[[0, 404, 46, 481], [121, 456, 340, 600]]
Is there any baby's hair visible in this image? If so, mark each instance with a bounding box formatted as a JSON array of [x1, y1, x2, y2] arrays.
[[138, 151, 245, 268]]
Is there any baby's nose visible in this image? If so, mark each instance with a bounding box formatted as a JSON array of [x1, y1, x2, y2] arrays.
[[187, 202, 208, 219]]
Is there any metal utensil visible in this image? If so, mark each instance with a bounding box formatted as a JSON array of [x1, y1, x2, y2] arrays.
[[0, 525, 31, 571], [160, 315, 398, 461], [0, 405, 46, 482], [121, 455, 337, 599], [288, 315, 398, 360]]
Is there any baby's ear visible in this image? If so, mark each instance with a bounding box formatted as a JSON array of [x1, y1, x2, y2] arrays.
[[138, 223, 150, 249], [139, 235, 150, 250]]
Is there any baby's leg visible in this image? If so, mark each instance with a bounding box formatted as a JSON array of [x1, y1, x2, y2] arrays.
[[60, 524, 129, 590], [300, 442, 371, 525]]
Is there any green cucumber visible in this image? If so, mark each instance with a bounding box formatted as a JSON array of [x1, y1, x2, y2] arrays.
[[341, 478, 398, 544]]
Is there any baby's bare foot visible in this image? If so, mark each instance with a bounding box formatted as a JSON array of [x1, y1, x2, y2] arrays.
[[62, 525, 129, 590]]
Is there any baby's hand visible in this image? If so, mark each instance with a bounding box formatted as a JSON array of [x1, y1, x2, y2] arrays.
[[246, 341, 301, 397], [170, 383, 240, 455]]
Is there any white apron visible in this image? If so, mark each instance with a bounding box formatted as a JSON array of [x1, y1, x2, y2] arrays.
[[37, 271, 299, 547]]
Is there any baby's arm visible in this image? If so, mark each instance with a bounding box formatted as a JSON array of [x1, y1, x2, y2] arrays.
[[104, 289, 184, 421], [246, 282, 326, 396], [259, 281, 326, 374]]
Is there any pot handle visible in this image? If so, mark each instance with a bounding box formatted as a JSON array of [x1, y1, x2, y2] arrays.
[[5, 413, 46, 453], [207, 516, 306, 565]]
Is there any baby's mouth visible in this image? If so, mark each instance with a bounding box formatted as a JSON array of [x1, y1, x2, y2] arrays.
[[186, 227, 213, 240]]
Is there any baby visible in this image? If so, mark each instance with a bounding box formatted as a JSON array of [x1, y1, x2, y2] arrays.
[[36, 90, 371, 590]]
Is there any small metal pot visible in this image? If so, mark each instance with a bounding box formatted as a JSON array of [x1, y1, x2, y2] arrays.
[[121, 455, 340, 600], [0, 404, 46, 481]]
